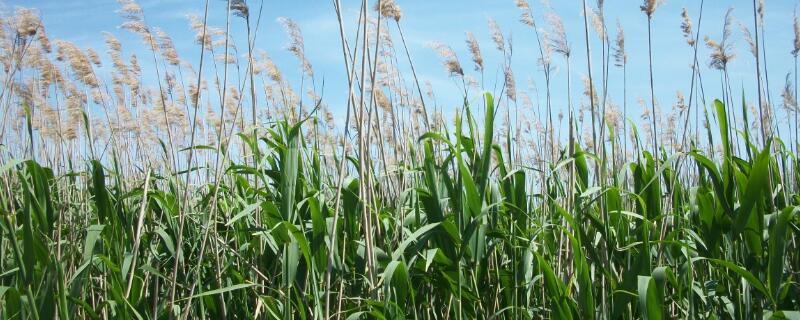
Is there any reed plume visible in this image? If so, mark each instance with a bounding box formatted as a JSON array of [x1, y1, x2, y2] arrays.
[[705, 8, 735, 71], [230, 0, 249, 19], [465, 32, 484, 72], [155, 28, 180, 65], [548, 13, 570, 57], [278, 17, 313, 77], [375, 0, 402, 22], [783, 73, 797, 112], [794, 9, 800, 57], [681, 8, 696, 47], [613, 21, 626, 68], [516, 0, 535, 27], [641, 0, 663, 18], [13, 8, 42, 38], [488, 18, 505, 52], [429, 41, 463, 77], [504, 66, 516, 102]]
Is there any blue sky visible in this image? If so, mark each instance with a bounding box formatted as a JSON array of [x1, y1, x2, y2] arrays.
[[3, 0, 798, 133]]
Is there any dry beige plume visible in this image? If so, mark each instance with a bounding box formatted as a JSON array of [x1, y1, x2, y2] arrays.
[[322, 107, 335, 130], [547, 13, 570, 57], [87, 48, 102, 67], [36, 24, 51, 53], [604, 101, 621, 129], [130, 54, 141, 76], [116, 0, 154, 47], [590, 8, 606, 42], [429, 42, 463, 77], [782, 73, 797, 111], [230, 0, 249, 19], [14, 8, 42, 38], [375, 0, 402, 22], [0, 17, 7, 48], [128, 55, 142, 100], [675, 91, 686, 111], [104, 32, 131, 82], [504, 66, 516, 102], [117, 0, 143, 18], [515, 0, 535, 27], [187, 14, 213, 50], [374, 88, 392, 112], [582, 75, 598, 111], [488, 18, 505, 52], [155, 28, 180, 66], [104, 32, 123, 53], [278, 17, 313, 77], [613, 20, 626, 67], [539, 31, 552, 69], [640, 0, 663, 17], [705, 8, 735, 70], [56, 40, 100, 88], [740, 22, 757, 58], [681, 8, 695, 46], [465, 32, 484, 72], [259, 51, 283, 83], [794, 10, 800, 56]]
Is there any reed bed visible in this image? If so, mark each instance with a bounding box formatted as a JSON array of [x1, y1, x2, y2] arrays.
[[0, 0, 799, 319]]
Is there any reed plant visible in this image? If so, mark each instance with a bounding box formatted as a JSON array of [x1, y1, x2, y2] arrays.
[[0, 1, 799, 319]]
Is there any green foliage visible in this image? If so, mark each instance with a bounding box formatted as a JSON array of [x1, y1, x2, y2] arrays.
[[1, 98, 799, 320]]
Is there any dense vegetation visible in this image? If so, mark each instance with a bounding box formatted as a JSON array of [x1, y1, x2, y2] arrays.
[[0, 0, 799, 319]]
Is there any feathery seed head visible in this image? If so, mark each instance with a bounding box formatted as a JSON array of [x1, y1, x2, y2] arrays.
[[640, 0, 663, 17], [429, 42, 463, 77], [705, 8, 736, 70], [681, 8, 695, 46], [187, 14, 213, 50], [613, 20, 626, 67], [465, 32, 484, 72], [104, 32, 123, 53], [259, 51, 283, 83], [582, 75, 598, 110], [13, 8, 42, 38], [675, 91, 686, 111], [504, 66, 516, 102], [87, 48, 102, 67], [488, 18, 505, 52], [230, 0, 249, 19], [548, 13, 570, 57], [740, 22, 757, 58], [56, 40, 100, 88], [155, 28, 180, 65], [117, 0, 142, 18], [539, 31, 552, 69], [375, 0, 402, 22], [375, 88, 392, 112], [36, 24, 51, 53], [793, 9, 800, 56], [278, 17, 313, 77], [590, 8, 606, 41], [782, 73, 797, 111], [516, 0, 535, 27], [605, 102, 621, 129]]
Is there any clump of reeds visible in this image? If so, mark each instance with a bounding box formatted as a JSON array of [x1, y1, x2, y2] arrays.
[[0, 2, 798, 320]]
